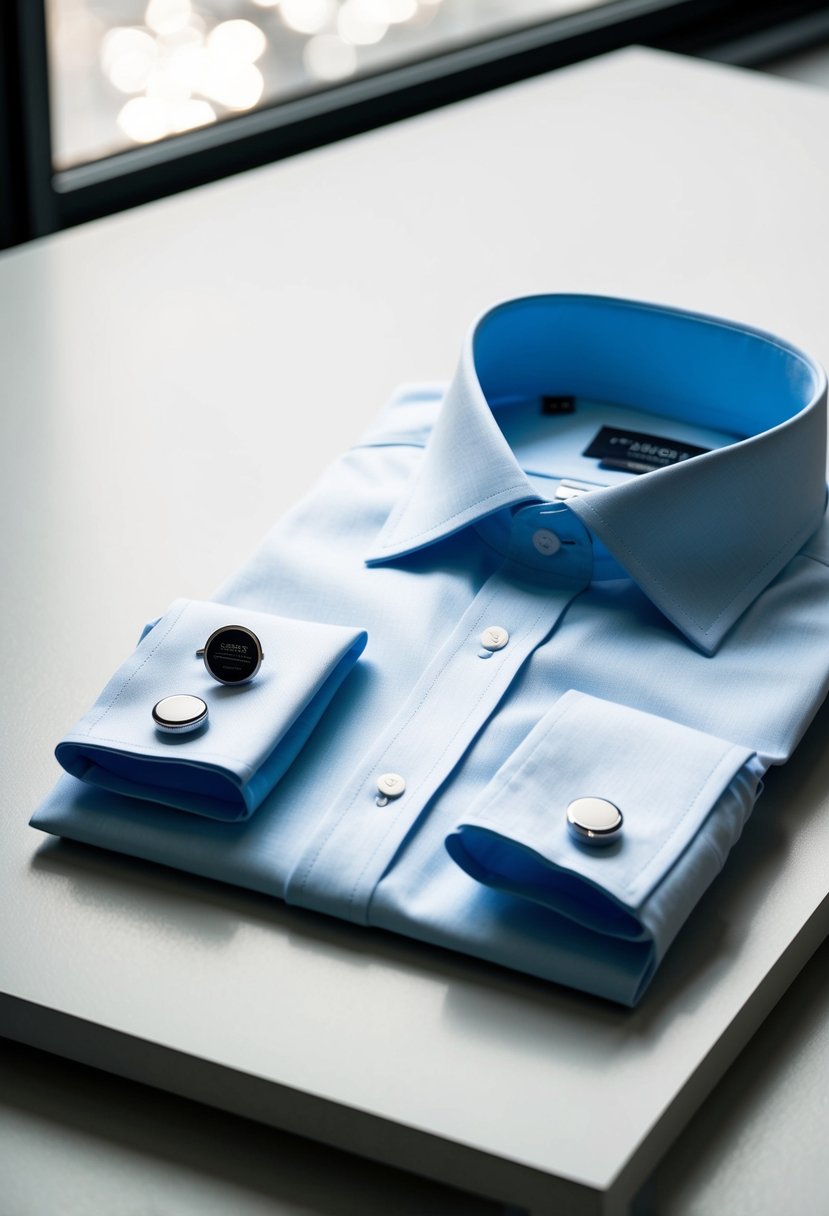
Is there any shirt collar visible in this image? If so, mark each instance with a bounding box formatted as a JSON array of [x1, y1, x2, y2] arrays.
[[367, 295, 827, 654]]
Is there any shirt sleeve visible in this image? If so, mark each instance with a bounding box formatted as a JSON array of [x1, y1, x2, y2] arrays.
[[445, 690, 763, 968], [55, 598, 367, 822]]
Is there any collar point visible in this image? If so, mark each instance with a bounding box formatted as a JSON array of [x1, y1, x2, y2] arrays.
[[664, 613, 730, 657]]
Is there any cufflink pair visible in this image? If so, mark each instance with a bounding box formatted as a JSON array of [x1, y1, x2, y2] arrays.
[[152, 625, 264, 735]]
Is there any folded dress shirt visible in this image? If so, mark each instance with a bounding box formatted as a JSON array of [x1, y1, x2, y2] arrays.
[[32, 295, 829, 1006]]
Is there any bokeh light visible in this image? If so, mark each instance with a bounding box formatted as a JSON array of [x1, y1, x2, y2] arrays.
[[101, 28, 157, 94], [207, 19, 267, 63], [117, 95, 172, 142], [304, 32, 358, 80], [338, 1, 388, 46], [145, 0, 193, 37], [280, 0, 337, 36], [48, 0, 610, 167]]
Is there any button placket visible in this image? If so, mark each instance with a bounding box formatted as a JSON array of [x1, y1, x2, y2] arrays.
[[285, 569, 587, 924]]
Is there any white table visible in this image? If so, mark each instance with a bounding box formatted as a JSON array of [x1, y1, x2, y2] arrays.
[[3, 47, 829, 1216]]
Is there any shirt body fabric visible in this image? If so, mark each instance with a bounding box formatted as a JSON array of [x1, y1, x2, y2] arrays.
[[33, 295, 829, 1006]]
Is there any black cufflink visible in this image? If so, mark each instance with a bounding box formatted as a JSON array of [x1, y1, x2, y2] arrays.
[[196, 625, 264, 685]]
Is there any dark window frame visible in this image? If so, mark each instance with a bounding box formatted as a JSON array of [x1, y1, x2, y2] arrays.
[[3, 0, 829, 249]]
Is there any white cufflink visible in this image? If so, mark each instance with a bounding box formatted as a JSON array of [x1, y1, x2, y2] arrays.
[[196, 625, 264, 685], [152, 694, 209, 735], [566, 797, 623, 846]]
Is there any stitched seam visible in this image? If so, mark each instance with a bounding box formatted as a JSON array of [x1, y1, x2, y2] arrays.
[[462, 693, 748, 900], [356, 595, 553, 914], [626, 744, 749, 893], [62, 737, 254, 775], [376, 482, 532, 551], [86, 601, 190, 732], [467, 695, 577, 822], [293, 581, 504, 897], [575, 496, 822, 635], [352, 439, 429, 450]]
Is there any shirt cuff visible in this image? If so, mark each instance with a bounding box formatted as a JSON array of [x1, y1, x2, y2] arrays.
[[445, 690, 760, 962], [55, 598, 367, 822]]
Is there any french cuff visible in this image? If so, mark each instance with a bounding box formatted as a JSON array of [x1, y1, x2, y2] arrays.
[[446, 690, 760, 955], [55, 598, 367, 822]]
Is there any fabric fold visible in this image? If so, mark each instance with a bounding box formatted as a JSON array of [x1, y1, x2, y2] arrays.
[[446, 690, 761, 961], [56, 598, 367, 821]]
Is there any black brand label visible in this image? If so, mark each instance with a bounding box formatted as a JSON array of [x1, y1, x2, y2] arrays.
[[583, 426, 709, 474], [541, 395, 576, 415]]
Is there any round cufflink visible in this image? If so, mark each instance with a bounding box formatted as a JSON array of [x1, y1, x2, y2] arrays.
[[566, 797, 623, 846], [152, 694, 209, 735], [196, 625, 264, 685]]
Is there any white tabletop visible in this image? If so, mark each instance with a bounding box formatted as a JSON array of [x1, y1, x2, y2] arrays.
[[3, 46, 829, 1216]]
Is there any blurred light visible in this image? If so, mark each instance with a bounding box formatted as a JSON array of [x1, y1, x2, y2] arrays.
[[101, 28, 158, 94], [159, 23, 205, 50], [280, 0, 336, 35], [146, 58, 193, 102], [55, 0, 610, 168], [145, 0, 192, 37], [199, 59, 265, 109], [170, 98, 217, 131], [207, 19, 267, 63], [370, 0, 418, 21], [101, 28, 155, 75], [405, 1, 441, 28], [303, 33, 358, 80], [338, 0, 387, 46], [342, 0, 418, 21], [51, 8, 106, 71], [153, 29, 206, 97], [117, 96, 172, 142]]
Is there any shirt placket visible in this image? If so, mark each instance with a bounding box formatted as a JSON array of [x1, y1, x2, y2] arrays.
[[285, 503, 593, 924]]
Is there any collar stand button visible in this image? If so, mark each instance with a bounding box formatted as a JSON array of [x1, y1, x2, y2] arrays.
[[532, 528, 561, 556]]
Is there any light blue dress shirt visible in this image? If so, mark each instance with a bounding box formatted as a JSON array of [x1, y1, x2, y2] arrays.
[[32, 295, 829, 1006]]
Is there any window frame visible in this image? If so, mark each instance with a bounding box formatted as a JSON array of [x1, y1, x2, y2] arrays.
[[4, 0, 829, 248]]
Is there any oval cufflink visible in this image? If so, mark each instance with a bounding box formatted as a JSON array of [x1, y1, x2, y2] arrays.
[[566, 797, 623, 846], [196, 625, 264, 686], [152, 694, 209, 735]]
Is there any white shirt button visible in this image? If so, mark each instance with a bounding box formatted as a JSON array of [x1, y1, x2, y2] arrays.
[[566, 797, 623, 846], [532, 528, 561, 556], [479, 625, 509, 651], [377, 772, 406, 798]]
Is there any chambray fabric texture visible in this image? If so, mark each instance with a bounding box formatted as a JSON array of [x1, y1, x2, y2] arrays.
[[32, 295, 829, 1006]]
